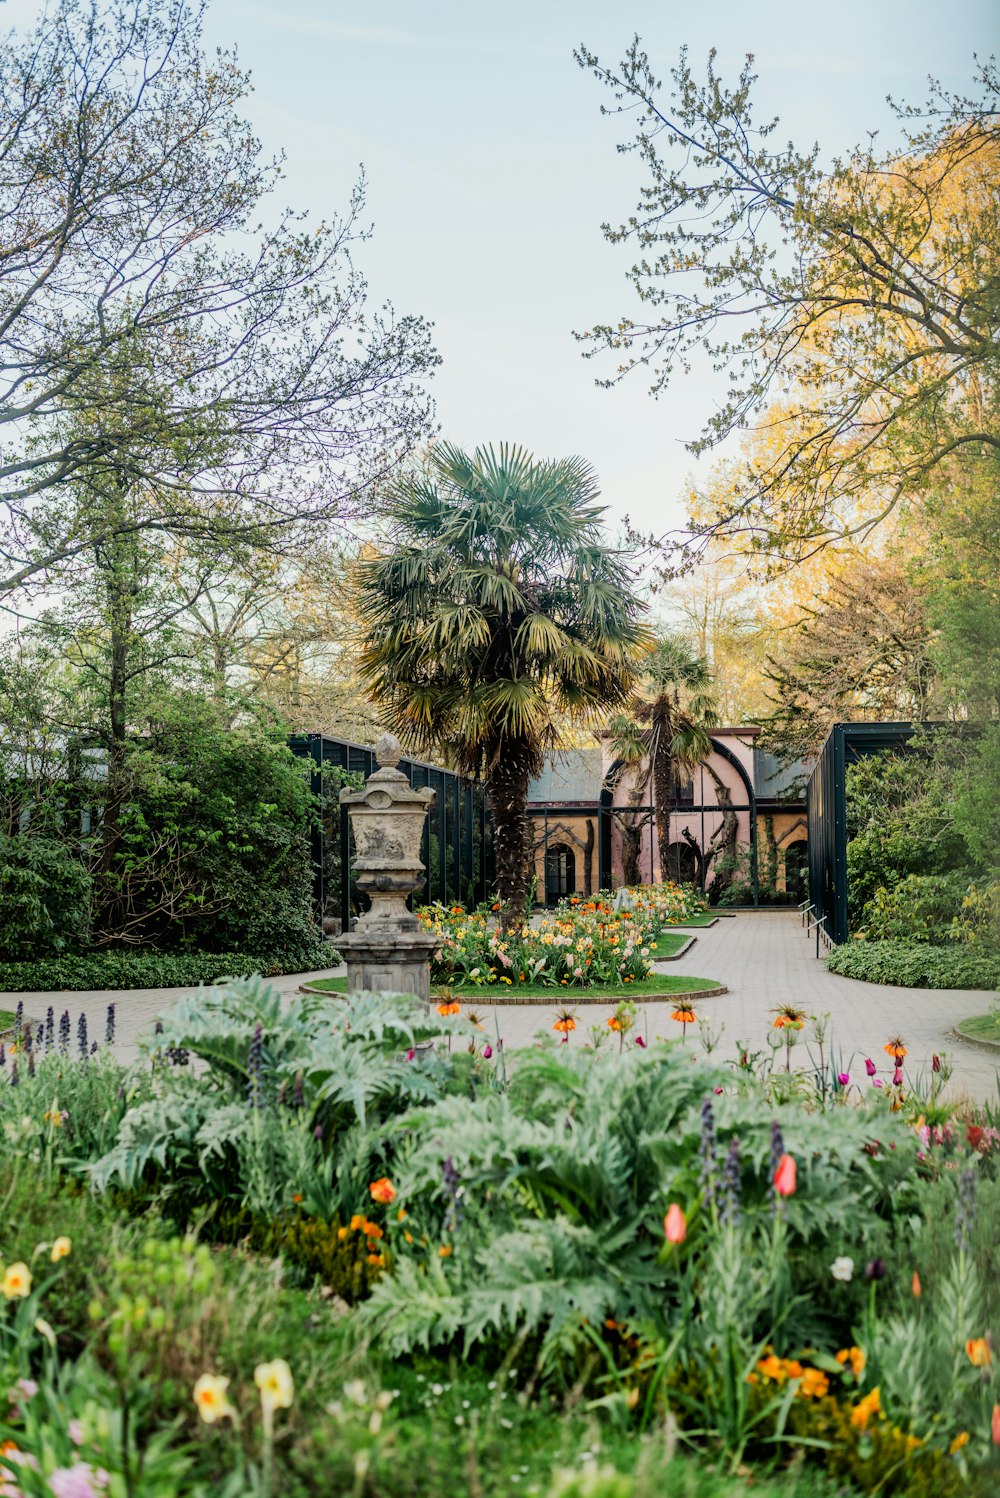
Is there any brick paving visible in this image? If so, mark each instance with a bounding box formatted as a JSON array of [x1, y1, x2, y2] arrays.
[[4, 912, 997, 1100]]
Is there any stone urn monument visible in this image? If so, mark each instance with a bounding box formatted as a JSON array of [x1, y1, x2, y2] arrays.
[[336, 732, 439, 1002]]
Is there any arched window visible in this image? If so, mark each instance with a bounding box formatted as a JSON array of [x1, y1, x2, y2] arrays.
[[545, 842, 576, 904], [666, 840, 699, 886], [783, 840, 808, 903]]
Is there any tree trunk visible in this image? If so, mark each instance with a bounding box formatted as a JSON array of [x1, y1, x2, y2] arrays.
[[582, 818, 595, 894], [487, 738, 536, 931], [650, 701, 675, 883], [702, 763, 739, 904]]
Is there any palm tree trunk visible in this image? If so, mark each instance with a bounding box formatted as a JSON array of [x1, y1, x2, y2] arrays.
[[650, 704, 675, 884], [487, 738, 535, 931]]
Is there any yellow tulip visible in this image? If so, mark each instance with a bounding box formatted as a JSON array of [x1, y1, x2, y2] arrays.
[[255, 1358, 294, 1413], [193, 1373, 233, 1425], [1, 1263, 32, 1300]]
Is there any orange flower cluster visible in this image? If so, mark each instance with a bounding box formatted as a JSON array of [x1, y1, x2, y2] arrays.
[[835, 1346, 866, 1378], [850, 1386, 881, 1429], [369, 1178, 396, 1205], [339, 1213, 386, 1266], [751, 1351, 828, 1398], [884, 1036, 907, 1060], [670, 1007, 697, 1025], [436, 1000, 461, 1016], [772, 1004, 807, 1030], [552, 1015, 576, 1035]]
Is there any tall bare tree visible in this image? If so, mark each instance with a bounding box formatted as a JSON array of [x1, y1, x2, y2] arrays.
[[0, 0, 437, 601]]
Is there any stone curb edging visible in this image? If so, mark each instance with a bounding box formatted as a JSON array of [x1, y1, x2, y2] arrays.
[[656, 935, 697, 962], [947, 1024, 1000, 1056], [298, 982, 729, 1005], [665, 918, 719, 929]]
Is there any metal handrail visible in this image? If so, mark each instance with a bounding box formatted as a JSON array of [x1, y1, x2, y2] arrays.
[[806, 913, 827, 958], [799, 900, 815, 928]]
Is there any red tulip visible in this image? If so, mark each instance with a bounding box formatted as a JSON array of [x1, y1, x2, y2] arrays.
[[773, 1154, 797, 1196], [892, 1066, 903, 1087], [992, 1404, 1000, 1445], [664, 1203, 687, 1244]]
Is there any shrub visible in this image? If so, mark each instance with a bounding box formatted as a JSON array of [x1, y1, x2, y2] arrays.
[[0, 941, 334, 991], [861, 872, 975, 943], [827, 939, 1000, 990], [0, 828, 91, 960]]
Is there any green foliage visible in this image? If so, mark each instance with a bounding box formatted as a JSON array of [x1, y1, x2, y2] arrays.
[[845, 749, 974, 920], [827, 940, 1000, 991], [0, 829, 91, 960], [0, 944, 331, 992], [861, 874, 977, 944]]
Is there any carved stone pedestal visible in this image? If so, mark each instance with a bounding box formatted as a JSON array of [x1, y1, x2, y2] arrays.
[[336, 733, 438, 1002]]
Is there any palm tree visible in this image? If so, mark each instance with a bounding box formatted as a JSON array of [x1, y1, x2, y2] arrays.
[[607, 636, 719, 885], [356, 443, 648, 927]]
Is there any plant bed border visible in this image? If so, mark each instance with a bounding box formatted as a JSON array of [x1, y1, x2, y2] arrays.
[[654, 935, 698, 962], [949, 1017, 1000, 1054], [300, 978, 728, 1004]]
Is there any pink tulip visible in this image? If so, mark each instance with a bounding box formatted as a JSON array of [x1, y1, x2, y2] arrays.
[[664, 1203, 686, 1243], [773, 1153, 797, 1196], [837, 1073, 850, 1086], [483, 1044, 493, 1059], [635, 1035, 646, 1048], [865, 1058, 877, 1077], [892, 1066, 903, 1087]]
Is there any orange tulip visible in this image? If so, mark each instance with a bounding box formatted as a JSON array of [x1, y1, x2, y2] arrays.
[[966, 1338, 991, 1368], [773, 1154, 797, 1196], [992, 1404, 1000, 1445], [911, 1270, 922, 1297], [664, 1203, 686, 1244], [369, 1178, 396, 1205]]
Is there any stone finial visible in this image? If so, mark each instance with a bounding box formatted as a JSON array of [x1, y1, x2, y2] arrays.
[[375, 731, 402, 769]]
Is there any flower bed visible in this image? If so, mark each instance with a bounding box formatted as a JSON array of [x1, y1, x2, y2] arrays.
[[417, 882, 708, 991], [1, 982, 998, 1496]]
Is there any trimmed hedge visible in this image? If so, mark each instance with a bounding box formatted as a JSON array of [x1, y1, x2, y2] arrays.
[[827, 938, 1000, 991], [0, 942, 337, 993]]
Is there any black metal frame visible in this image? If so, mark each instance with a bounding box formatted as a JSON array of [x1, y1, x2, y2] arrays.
[[288, 733, 492, 929], [806, 721, 935, 944]]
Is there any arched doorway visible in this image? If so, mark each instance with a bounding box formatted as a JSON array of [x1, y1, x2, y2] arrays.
[[783, 840, 808, 903], [666, 840, 699, 886], [545, 842, 576, 904]]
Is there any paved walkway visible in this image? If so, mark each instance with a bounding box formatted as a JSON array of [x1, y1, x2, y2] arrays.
[[4, 913, 997, 1100]]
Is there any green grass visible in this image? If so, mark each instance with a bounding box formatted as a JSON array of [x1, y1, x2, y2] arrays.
[[956, 1010, 1000, 1046], [649, 931, 691, 958], [0, 1009, 16, 1032], [305, 973, 723, 1000], [661, 912, 717, 927]]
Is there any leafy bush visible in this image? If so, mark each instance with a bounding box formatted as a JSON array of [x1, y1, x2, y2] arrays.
[[0, 828, 91, 960], [845, 749, 974, 918], [827, 939, 1000, 990], [861, 873, 976, 943], [0, 941, 333, 991]]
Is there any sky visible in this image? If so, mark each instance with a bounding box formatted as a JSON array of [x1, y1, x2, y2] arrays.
[[8, 0, 996, 540]]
